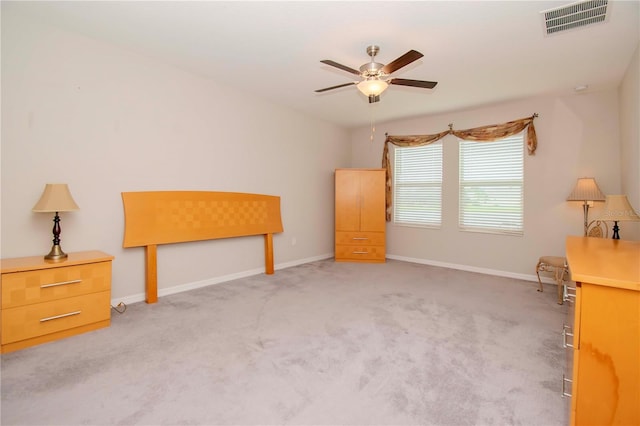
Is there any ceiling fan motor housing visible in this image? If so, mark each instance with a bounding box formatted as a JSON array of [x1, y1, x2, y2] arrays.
[[361, 45, 385, 78], [360, 62, 385, 78]]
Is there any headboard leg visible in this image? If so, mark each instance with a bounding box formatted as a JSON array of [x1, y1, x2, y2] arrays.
[[145, 244, 158, 303], [264, 233, 274, 275]]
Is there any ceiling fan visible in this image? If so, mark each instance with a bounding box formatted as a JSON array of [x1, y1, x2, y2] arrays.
[[315, 45, 438, 103]]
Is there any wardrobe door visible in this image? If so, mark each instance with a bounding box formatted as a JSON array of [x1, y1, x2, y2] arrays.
[[335, 169, 360, 232], [359, 170, 386, 232]]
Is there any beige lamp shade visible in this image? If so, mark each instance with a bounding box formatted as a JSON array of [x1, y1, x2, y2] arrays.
[[598, 195, 640, 222], [566, 177, 606, 202], [32, 184, 80, 212]]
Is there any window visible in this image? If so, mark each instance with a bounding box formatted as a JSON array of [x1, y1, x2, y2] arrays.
[[393, 142, 443, 227], [459, 133, 524, 235]]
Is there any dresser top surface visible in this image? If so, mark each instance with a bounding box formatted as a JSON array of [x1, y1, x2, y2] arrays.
[[566, 236, 640, 291], [1, 250, 114, 274]]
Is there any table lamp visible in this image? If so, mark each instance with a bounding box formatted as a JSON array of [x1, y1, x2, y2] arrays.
[[597, 195, 640, 239], [32, 184, 80, 260], [566, 177, 606, 236]]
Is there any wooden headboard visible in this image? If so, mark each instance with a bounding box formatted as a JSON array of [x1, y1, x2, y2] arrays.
[[122, 191, 284, 303]]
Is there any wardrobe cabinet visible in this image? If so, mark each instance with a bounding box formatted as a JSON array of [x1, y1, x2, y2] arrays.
[[565, 236, 639, 426], [335, 168, 386, 263]]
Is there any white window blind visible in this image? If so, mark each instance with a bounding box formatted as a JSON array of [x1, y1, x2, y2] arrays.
[[459, 134, 524, 235], [394, 143, 443, 227]]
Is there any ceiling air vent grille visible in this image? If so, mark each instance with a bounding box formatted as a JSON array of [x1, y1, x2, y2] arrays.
[[542, 0, 609, 35]]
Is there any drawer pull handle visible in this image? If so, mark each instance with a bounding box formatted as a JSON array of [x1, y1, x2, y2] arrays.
[[562, 324, 574, 349], [563, 285, 576, 302], [40, 311, 82, 322], [352, 251, 369, 254], [562, 374, 572, 398], [352, 237, 369, 240], [41, 279, 82, 289]]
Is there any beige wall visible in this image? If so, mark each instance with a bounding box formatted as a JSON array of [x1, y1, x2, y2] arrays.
[[619, 43, 640, 240], [1, 10, 351, 303], [351, 85, 633, 278]]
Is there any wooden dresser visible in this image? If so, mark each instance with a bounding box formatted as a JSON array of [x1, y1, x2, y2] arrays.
[[335, 169, 386, 263], [564, 236, 639, 425], [1, 250, 114, 353]]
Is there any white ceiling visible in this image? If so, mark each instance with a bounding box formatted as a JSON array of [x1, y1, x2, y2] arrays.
[[6, 1, 640, 129]]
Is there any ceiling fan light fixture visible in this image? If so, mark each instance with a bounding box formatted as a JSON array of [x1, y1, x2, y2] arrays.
[[357, 79, 388, 97]]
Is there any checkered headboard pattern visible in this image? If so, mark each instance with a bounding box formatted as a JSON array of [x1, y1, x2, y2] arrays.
[[122, 191, 283, 248]]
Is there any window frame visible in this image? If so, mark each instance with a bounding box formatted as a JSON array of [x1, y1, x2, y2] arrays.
[[392, 142, 443, 228], [458, 132, 525, 236]]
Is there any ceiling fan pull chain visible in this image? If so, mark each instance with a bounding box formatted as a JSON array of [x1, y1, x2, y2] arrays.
[[370, 104, 376, 142]]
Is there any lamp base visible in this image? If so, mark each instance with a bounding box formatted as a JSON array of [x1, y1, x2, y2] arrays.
[[612, 221, 620, 240], [45, 244, 68, 261]]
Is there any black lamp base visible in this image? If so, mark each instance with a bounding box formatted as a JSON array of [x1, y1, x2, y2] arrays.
[[612, 221, 620, 240]]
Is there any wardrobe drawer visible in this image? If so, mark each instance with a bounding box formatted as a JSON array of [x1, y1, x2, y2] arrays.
[[1, 291, 111, 344], [335, 244, 385, 262], [336, 231, 385, 246], [1, 261, 111, 309]]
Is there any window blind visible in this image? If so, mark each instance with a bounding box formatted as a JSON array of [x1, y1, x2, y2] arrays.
[[459, 134, 524, 235], [394, 143, 443, 227]]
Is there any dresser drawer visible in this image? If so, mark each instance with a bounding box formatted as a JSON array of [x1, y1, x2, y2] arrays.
[[1, 291, 110, 344], [335, 244, 385, 262], [336, 231, 385, 246], [1, 261, 111, 309]]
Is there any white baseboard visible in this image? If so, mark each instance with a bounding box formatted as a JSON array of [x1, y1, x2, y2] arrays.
[[110, 252, 334, 307], [111, 252, 560, 307], [275, 253, 334, 270], [385, 254, 561, 285]]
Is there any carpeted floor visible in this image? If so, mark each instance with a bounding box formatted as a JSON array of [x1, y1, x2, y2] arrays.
[[1, 259, 569, 425]]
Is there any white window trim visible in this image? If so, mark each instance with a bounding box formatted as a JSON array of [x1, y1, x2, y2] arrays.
[[458, 133, 524, 236], [393, 142, 443, 228]]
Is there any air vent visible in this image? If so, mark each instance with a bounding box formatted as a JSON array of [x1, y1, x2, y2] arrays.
[[541, 0, 609, 35]]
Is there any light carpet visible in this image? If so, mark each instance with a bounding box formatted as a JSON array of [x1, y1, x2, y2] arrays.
[[1, 259, 568, 425]]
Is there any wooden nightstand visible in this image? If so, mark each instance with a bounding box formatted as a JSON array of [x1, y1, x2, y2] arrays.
[[1, 250, 114, 353]]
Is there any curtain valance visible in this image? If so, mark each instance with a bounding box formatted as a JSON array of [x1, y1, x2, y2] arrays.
[[381, 114, 538, 221]]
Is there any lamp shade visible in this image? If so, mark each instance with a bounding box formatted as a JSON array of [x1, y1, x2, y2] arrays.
[[32, 184, 79, 212], [598, 195, 640, 222], [357, 79, 389, 97], [566, 177, 606, 202]]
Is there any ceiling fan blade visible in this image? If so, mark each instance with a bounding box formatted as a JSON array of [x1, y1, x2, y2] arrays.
[[389, 78, 438, 89], [320, 60, 361, 76], [381, 50, 424, 74], [315, 82, 357, 93]]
